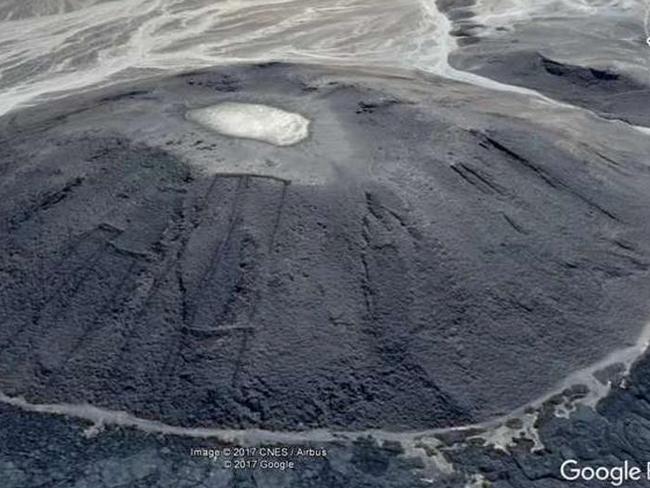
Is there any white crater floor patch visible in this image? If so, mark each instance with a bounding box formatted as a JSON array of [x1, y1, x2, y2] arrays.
[[187, 102, 310, 146]]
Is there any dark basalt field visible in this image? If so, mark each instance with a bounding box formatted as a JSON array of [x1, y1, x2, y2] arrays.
[[450, 49, 650, 126], [8, 345, 650, 487], [2, 63, 650, 433]]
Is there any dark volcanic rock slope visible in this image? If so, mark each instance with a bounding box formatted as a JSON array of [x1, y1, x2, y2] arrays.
[[1, 63, 650, 430], [437, 0, 650, 127], [452, 49, 650, 126]]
